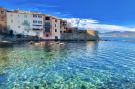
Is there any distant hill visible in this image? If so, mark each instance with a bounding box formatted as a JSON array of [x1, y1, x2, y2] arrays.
[[99, 31, 135, 37]]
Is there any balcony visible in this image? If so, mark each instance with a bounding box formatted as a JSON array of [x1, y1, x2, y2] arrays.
[[44, 22, 51, 27], [32, 28, 43, 31], [44, 22, 51, 32], [45, 17, 50, 20], [44, 27, 51, 32]]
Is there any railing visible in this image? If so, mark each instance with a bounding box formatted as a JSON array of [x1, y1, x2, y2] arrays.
[[32, 28, 42, 31]]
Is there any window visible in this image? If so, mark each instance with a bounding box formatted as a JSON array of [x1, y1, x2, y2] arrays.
[[45, 17, 50, 20], [45, 27, 50, 32], [38, 21, 42, 24], [0, 24, 2, 28], [23, 20, 30, 26], [55, 19, 57, 22], [33, 25, 42, 26], [55, 24, 57, 27], [36, 32, 39, 36], [33, 14, 37, 18], [38, 15, 42, 18], [33, 20, 37, 23], [55, 36, 58, 40], [0, 17, 4, 21], [1, 11, 4, 14], [24, 15, 27, 18], [11, 20, 13, 23], [45, 22, 51, 27], [18, 26, 20, 28], [55, 29, 57, 32], [46, 34, 49, 37]]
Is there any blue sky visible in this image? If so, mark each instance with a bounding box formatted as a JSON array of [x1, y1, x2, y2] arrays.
[[1, 0, 135, 32]]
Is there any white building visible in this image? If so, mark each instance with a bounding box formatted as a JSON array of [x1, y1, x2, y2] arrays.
[[6, 10, 65, 40], [7, 11, 44, 38]]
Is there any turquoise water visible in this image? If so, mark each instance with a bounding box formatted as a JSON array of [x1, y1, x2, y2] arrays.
[[0, 41, 135, 89], [101, 37, 135, 41]]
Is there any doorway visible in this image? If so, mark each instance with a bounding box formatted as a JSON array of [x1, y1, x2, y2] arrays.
[[55, 36, 58, 41]]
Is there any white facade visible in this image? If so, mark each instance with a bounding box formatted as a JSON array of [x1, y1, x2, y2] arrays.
[[6, 11, 63, 40], [7, 12, 44, 37]]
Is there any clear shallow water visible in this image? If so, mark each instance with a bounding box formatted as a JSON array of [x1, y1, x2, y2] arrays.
[[0, 41, 135, 89]]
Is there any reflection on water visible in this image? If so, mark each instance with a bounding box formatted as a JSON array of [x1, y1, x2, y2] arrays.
[[0, 41, 135, 89]]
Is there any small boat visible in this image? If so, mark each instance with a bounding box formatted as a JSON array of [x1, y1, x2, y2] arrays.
[[34, 43, 41, 46], [49, 43, 54, 45], [29, 41, 35, 45], [0, 41, 14, 46], [29, 41, 41, 46], [59, 43, 65, 45], [56, 42, 60, 44], [0, 41, 13, 44]]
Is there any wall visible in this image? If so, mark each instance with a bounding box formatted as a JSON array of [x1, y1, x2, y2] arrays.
[[60, 20, 67, 33], [30, 14, 44, 38], [0, 8, 7, 33], [42, 17, 52, 40], [42, 16, 61, 40], [7, 12, 44, 37], [61, 30, 99, 41], [51, 18, 61, 39], [7, 12, 30, 35]]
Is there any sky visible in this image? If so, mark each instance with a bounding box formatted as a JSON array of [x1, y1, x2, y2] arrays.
[[1, 0, 135, 32]]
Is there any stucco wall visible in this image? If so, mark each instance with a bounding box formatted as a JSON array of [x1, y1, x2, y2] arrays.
[[7, 12, 44, 37], [0, 8, 7, 33]]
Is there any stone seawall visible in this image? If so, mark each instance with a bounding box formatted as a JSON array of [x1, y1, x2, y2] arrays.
[[0, 30, 99, 42], [61, 30, 99, 41]]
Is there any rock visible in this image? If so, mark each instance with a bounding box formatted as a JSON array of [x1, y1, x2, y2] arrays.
[[34, 86, 39, 89], [29, 41, 35, 45]]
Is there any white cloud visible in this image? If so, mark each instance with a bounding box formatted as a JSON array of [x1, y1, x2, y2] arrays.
[[63, 18, 135, 32]]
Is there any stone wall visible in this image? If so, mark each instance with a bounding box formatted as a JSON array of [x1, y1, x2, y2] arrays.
[[61, 30, 99, 41]]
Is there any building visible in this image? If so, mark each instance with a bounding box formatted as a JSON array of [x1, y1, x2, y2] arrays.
[[6, 10, 62, 40], [0, 7, 99, 41], [60, 19, 67, 33], [0, 7, 63, 40], [0, 7, 7, 33], [43, 15, 61, 40], [7, 10, 44, 38], [60, 28, 99, 41]]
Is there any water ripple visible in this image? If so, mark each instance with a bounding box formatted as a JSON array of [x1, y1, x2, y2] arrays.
[[0, 41, 135, 88]]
